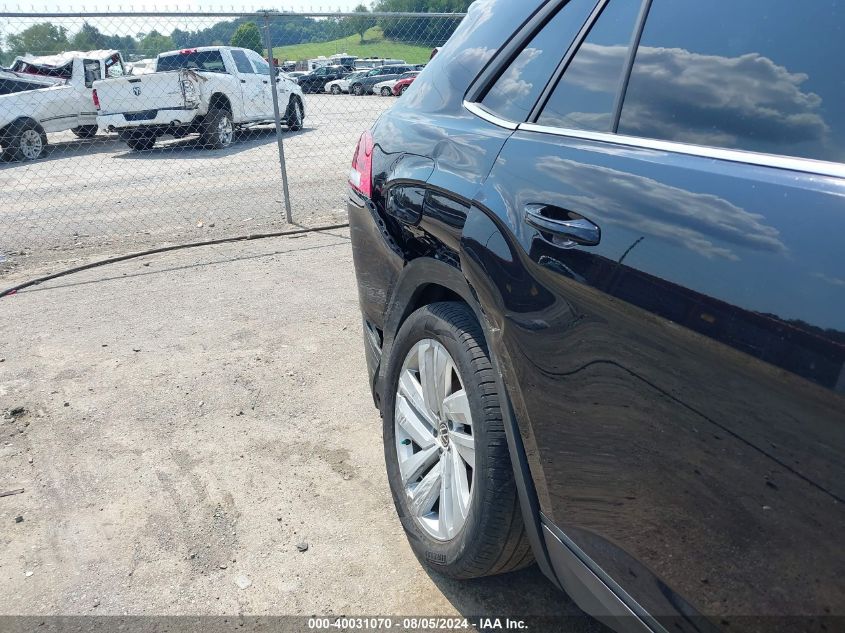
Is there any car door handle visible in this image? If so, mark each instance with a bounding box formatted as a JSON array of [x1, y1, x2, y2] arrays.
[[262, 80, 268, 84], [240, 79, 246, 83], [524, 204, 601, 246]]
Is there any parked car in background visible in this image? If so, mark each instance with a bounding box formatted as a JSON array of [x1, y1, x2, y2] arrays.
[[94, 46, 304, 151], [324, 71, 368, 95], [286, 71, 307, 80], [349, 65, 415, 96], [0, 49, 126, 160], [348, 1, 845, 632], [391, 71, 419, 96], [296, 64, 350, 93], [375, 71, 419, 97], [373, 78, 398, 97]]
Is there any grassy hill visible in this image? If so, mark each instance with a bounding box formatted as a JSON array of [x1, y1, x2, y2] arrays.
[[271, 27, 432, 65]]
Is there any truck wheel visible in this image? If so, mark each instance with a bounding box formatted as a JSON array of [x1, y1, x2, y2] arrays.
[[286, 97, 304, 132], [71, 125, 99, 139], [200, 108, 234, 149], [120, 129, 157, 151], [330, 84, 341, 95], [3, 120, 47, 161]]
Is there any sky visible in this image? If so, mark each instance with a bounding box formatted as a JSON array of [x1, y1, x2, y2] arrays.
[[0, 1, 366, 37], [2, 1, 363, 13]]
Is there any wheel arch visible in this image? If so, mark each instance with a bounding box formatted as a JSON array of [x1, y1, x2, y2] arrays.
[[287, 92, 303, 113], [379, 255, 561, 588], [208, 92, 232, 114], [1, 116, 44, 137]]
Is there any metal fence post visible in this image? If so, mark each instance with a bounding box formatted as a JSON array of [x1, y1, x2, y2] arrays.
[[263, 12, 293, 224]]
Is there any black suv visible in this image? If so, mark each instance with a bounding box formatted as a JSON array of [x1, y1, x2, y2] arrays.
[[348, 0, 844, 631], [296, 65, 350, 93]]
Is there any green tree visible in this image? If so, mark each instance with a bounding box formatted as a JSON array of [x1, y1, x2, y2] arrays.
[[230, 22, 263, 55], [138, 30, 174, 57], [7, 23, 69, 55], [71, 22, 105, 51], [347, 4, 376, 43]]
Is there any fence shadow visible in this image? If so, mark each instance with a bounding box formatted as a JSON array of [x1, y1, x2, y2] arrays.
[[0, 133, 123, 170], [111, 125, 310, 160]]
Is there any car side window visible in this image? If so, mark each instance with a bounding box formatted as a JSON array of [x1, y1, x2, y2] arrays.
[[619, 0, 845, 163], [230, 50, 254, 75], [536, 0, 642, 131], [104, 54, 125, 78], [480, 0, 598, 122], [83, 60, 101, 88], [252, 58, 271, 76]]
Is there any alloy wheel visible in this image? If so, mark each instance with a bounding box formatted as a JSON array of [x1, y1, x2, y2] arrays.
[[395, 338, 475, 541], [217, 116, 233, 146], [20, 129, 43, 159]]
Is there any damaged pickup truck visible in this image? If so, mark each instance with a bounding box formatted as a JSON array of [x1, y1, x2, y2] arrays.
[[0, 50, 126, 160], [93, 46, 305, 151]]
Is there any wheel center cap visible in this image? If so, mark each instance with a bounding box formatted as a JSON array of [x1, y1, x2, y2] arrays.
[[437, 421, 450, 448], [437, 422, 449, 448]]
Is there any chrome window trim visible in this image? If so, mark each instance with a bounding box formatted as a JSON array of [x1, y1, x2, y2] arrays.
[[518, 122, 845, 179], [462, 100, 518, 130], [463, 99, 845, 178]]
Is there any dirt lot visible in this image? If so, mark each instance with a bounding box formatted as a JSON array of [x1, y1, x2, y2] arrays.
[[0, 230, 599, 628]]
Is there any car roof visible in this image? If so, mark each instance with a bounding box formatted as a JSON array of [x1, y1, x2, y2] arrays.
[[15, 50, 120, 65], [158, 46, 247, 56]]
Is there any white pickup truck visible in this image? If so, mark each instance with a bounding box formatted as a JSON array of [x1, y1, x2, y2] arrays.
[[0, 49, 126, 160], [94, 46, 305, 151]]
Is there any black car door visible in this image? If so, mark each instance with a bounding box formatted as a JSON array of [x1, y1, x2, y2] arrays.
[[463, 0, 845, 628]]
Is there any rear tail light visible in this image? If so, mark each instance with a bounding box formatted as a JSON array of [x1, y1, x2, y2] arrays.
[[349, 130, 374, 198], [92, 89, 100, 110]]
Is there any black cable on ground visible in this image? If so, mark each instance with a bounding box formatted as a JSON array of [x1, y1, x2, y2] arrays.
[[0, 222, 350, 300]]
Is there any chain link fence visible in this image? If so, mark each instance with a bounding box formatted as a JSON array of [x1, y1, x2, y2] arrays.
[[0, 10, 464, 266]]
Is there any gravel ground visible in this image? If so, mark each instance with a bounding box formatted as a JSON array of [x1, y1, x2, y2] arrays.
[[0, 230, 600, 629]]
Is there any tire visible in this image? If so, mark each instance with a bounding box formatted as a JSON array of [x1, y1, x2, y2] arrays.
[[286, 97, 304, 131], [400, 85, 409, 95], [352, 83, 364, 96], [199, 108, 234, 149], [382, 301, 533, 579], [71, 125, 98, 139], [2, 120, 47, 161], [120, 129, 156, 151], [330, 84, 341, 95], [381, 86, 392, 96]]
